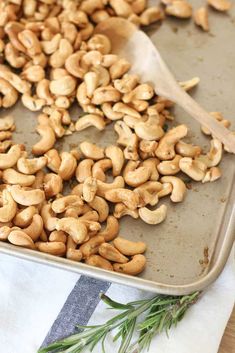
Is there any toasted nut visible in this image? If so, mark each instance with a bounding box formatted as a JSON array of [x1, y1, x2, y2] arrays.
[[114, 74, 139, 94], [31, 170, 45, 189], [85, 254, 113, 271], [59, 152, 77, 180], [76, 159, 94, 183], [157, 155, 182, 175], [64, 51, 86, 79], [158, 182, 173, 198], [0, 140, 13, 152], [156, 124, 188, 160], [97, 215, 119, 242], [88, 196, 109, 222], [113, 203, 139, 219], [81, 50, 103, 68], [87, 34, 111, 54], [99, 243, 128, 263], [161, 176, 187, 202], [0, 78, 18, 108], [0, 226, 12, 240], [49, 230, 67, 243], [110, 58, 131, 80], [165, 0, 192, 18], [52, 195, 83, 213], [105, 145, 124, 176], [142, 158, 160, 181], [0, 144, 22, 169], [41, 33, 61, 54], [80, 141, 104, 160], [66, 248, 83, 261], [113, 102, 140, 119], [83, 177, 97, 202], [179, 157, 207, 181], [8, 229, 35, 249], [9, 185, 45, 206], [92, 159, 112, 181], [135, 115, 164, 141], [23, 214, 43, 241], [140, 6, 164, 25], [113, 237, 146, 256], [175, 141, 201, 158], [45, 149, 61, 173], [40, 203, 57, 231], [49, 38, 73, 68], [113, 254, 146, 275], [105, 188, 139, 210], [17, 156, 47, 175], [36, 241, 66, 256], [123, 83, 154, 103], [109, 0, 133, 17], [13, 206, 37, 227], [36, 79, 54, 105], [32, 125, 56, 155], [134, 181, 162, 207], [196, 139, 223, 167], [201, 112, 231, 136], [139, 140, 158, 160], [43, 173, 63, 199], [80, 235, 104, 258], [0, 189, 17, 222], [202, 166, 222, 183], [2, 168, 35, 186], [18, 29, 41, 56], [75, 114, 106, 132], [0, 115, 14, 131], [4, 42, 26, 68], [21, 65, 45, 83], [179, 77, 200, 91], [123, 161, 151, 187], [207, 0, 231, 12], [91, 10, 110, 23], [96, 176, 125, 197], [139, 204, 167, 224], [21, 93, 45, 111], [56, 217, 87, 244], [114, 121, 139, 160], [92, 85, 121, 105], [0, 65, 30, 93], [49, 75, 76, 96], [101, 102, 123, 120]]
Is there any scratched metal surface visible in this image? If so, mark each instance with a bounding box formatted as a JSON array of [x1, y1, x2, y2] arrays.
[[0, 1, 234, 294]]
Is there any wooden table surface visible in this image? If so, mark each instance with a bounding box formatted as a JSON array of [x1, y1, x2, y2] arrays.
[[219, 307, 235, 353]]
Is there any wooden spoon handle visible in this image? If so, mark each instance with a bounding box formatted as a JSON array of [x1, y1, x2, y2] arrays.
[[172, 88, 235, 153]]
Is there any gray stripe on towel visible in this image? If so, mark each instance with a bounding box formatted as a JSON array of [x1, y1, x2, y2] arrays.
[[41, 275, 111, 347]]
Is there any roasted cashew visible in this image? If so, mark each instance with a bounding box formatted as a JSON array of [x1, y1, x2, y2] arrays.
[[83, 177, 97, 203], [45, 149, 61, 173], [36, 79, 54, 105], [123, 161, 151, 187], [18, 29, 41, 56], [84, 71, 99, 98], [49, 38, 73, 68], [160, 176, 187, 202], [165, 0, 192, 18], [17, 156, 47, 175], [202, 167, 221, 183], [101, 103, 123, 121], [8, 229, 35, 249], [31, 170, 45, 189], [65, 50, 87, 78], [52, 195, 83, 213], [157, 182, 173, 198], [0, 226, 12, 241], [0, 65, 30, 93], [49, 230, 67, 244], [196, 139, 222, 167], [113, 254, 146, 275], [105, 188, 139, 210], [80, 235, 105, 258], [66, 248, 83, 262], [92, 159, 112, 181], [134, 181, 162, 207], [4, 21, 26, 53], [179, 77, 200, 91], [0, 144, 22, 169], [85, 254, 113, 271], [157, 155, 182, 175], [32, 124, 56, 155], [207, 0, 231, 12], [201, 112, 231, 136], [175, 141, 201, 158], [80, 0, 105, 15], [48, 109, 65, 138], [105, 145, 124, 176], [58, 152, 77, 180], [0, 115, 14, 131], [43, 173, 63, 199], [140, 6, 164, 25], [41, 33, 61, 54], [80, 141, 104, 160], [75, 114, 106, 132], [36, 241, 66, 256], [110, 58, 131, 80], [139, 140, 158, 160], [113, 237, 146, 256], [114, 121, 139, 160], [113, 203, 139, 219], [87, 34, 111, 54], [123, 84, 154, 103], [9, 185, 45, 206], [0, 189, 17, 222], [0, 140, 12, 153], [96, 176, 125, 198], [135, 115, 165, 141], [56, 217, 87, 244], [97, 215, 119, 242], [0, 77, 18, 108], [13, 205, 37, 227], [139, 204, 167, 224], [81, 50, 103, 68], [76, 159, 94, 183], [179, 157, 207, 181], [109, 0, 133, 17], [114, 74, 139, 94], [155, 124, 188, 160], [23, 214, 43, 241], [88, 196, 109, 222], [99, 243, 128, 264], [21, 93, 45, 111], [142, 158, 160, 181], [92, 86, 121, 105], [2, 168, 35, 186], [21, 65, 45, 83], [49, 75, 77, 96], [40, 203, 57, 231]]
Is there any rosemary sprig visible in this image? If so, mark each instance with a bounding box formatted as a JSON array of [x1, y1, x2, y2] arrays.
[[38, 291, 200, 353]]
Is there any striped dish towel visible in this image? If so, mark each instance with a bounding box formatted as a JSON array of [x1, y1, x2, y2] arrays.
[[0, 249, 234, 353]]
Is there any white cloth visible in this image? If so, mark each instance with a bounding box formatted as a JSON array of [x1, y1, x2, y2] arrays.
[[0, 248, 234, 353]]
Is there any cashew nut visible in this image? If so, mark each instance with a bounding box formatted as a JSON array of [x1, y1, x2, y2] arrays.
[[87, 34, 111, 54], [92, 159, 112, 181], [96, 176, 125, 197], [0, 115, 14, 131], [123, 161, 151, 187], [32, 124, 56, 155], [134, 181, 162, 207], [105, 145, 124, 176], [97, 215, 119, 242], [8, 229, 35, 249], [49, 230, 67, 243], [75, 114, 106, 132], [45, 149, 61, 173], [23, 214, 43, 241], [175, 141, 201, 158], [80, 235, 105, 258], [40, 203, 57, 231], [49, 75, 76, 96], [0, 144, 22, 169], [2, 168, 35, 186], [58, 152, 77, 180], [13, 205, 37, 227], [113, 254, 146, 275], [17, 156, 47, 174], [43, 173, 63, 199], [0, 189, 17, 222], [21, 93, 45, 111], [202, 166, 221, 183], [88, 195, 109, 222], [52, 195, 83, 213], [196, 139, 222, 167], [56, 217, 87, 244], [80, 141, 104, 160], [76, 159, 94, 183], [140, 6, 164, 25], [165, 0, 192, 18], [157, 155, 182, 175], [139, 204, 167, 224], [9, 185, 45, 206], [105, 188, 139, 210], [207, 0, 231, 12], [99, 243, 128, 263], [161, 176, 187, 202], [83, 177, 97, 202], [113, 203, 139, 219], [113, 237, 146, 256], [0, 78, 18, 108], [36, 241, 66, 256], [179, 157, 207, 181], [85, 254, 113, 271]]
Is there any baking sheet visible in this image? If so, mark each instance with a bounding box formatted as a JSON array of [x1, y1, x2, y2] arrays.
[[0, 1, 234, 294]]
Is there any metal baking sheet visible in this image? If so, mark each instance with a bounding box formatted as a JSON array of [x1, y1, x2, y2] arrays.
[[0, 1, 234, 294]]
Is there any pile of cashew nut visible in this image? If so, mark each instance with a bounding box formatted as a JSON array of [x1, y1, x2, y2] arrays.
[[0, 0, 233, 276]]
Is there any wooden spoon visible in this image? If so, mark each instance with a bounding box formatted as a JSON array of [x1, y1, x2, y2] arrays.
[[95, 18, 235, 154]]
